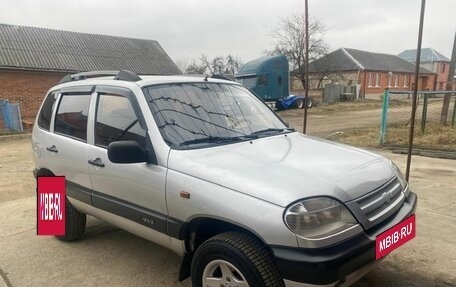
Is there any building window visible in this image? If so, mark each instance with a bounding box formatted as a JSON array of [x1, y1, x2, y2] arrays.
[[368, 72, 373, 87], [441, 63, 446, 73], [394, 74, 399, 87], [387, 73, 392, 87], [375, 73, 380, 87], [403, 74, 408, 87]]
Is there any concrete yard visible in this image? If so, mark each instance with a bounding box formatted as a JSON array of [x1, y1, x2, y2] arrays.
[[1, 136, 455, 287]]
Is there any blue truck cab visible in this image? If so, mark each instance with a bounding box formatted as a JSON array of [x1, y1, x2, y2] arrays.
[[235, 55, 289, 102]]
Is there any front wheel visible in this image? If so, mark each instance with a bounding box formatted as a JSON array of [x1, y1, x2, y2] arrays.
[[191, 232, 285, 287]]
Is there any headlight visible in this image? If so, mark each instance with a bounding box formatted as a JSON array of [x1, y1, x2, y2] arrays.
[[390, 161, 409, 196], [284, 197, 357, 239]]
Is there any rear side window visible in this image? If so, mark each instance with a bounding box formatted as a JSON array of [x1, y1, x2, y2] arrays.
[[37, 92, 56, 131], [95, 93, 146, 147], [54, 94, 91, 141]]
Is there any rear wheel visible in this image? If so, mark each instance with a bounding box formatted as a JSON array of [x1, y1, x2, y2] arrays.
[[191, 232, 285, 287], [296, 98, 313, 109], [306, 98, 313, 108], [56, 197, 86, 242], [296, 98, 304, 109]]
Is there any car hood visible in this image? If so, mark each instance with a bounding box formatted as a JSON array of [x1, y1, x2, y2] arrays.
[[167, 133, 396, 207]]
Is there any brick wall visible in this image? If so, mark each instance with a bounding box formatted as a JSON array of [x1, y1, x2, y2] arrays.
[[0, 69, 65, 121], [362, 71, 436, 95]]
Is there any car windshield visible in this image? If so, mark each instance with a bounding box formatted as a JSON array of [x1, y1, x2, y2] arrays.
[[144, 83, 288, 148]]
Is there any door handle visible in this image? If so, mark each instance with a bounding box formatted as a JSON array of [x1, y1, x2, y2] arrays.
[[46, 145, 58, 153], [88, 158, 105, 168]]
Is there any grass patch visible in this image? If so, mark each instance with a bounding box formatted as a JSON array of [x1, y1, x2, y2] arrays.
[[327, 122, 456, 151], [326, 126, 380, 148], [312, 99, 408, 114]]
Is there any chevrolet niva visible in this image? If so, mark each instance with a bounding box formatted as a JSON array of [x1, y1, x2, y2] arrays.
[[32, 70, 417, 287]]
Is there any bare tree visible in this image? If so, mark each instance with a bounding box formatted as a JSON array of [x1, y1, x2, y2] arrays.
[[310, 57, 338, 88], [200, 55, 225, 75], [225, 54, 243, 74], [175, 59, 189, 74], [186, 54, 243, 75], [185, 60, 207, 75], [269, 13, 328, 89]]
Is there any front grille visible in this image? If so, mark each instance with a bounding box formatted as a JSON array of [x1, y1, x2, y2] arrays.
[[355, 177, 404, 225]]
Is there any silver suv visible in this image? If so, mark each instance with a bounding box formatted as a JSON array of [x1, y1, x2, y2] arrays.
[[32, 70, 417, 287]]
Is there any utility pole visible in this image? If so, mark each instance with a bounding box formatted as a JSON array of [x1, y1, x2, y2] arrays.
[[440, 32, 456, 124], [303, 0, 309, 134], [406, 0, 426, 182]]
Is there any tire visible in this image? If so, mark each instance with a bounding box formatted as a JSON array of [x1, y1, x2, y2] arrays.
[[295, 98, 304, 109], [56, 197, 86, 242], [306, 98, 313, 108], [296, 98, 313, 109], [191, 232, 285, 287]]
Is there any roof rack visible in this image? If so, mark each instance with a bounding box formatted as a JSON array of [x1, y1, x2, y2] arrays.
[[59, 70, 141, 84], [210, 74, 235, 81]]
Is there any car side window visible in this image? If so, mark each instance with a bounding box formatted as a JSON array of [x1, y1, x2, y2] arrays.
[[37, 92, 57, 131], [54, 94, 91, 141], [94, 93, 146, 148]]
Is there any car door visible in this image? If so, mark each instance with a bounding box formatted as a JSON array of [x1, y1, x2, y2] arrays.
[[88, 86, 168, 234], [45, 86, 94, 204]]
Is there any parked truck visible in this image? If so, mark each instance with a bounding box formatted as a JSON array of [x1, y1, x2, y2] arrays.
[[235, 54, 313, 109]]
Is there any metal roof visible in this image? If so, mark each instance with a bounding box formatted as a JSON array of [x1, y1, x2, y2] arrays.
[[398, 48, 450, 63], [309, 48, 434, 74], [0, 23, 181, 75]]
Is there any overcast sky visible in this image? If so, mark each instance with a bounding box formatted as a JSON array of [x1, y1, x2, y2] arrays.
[[1, 0, 455, 65]]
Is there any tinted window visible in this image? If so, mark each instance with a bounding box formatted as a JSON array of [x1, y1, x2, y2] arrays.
[[54, 94, 91, 141], [146, 83, 285, 148], [37, 92, 56, 130], [95, 93, 146, 147]]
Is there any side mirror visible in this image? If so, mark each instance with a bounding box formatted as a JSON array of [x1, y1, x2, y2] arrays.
[[108, 141, 148, 164]]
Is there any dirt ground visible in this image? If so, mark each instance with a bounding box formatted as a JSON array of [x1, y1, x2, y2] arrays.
[[1, 137, 455, 287], [277, 100, 446, 139]]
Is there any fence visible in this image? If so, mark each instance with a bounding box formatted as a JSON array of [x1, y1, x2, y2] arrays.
[[0, 100, 23, 133], [379, 90, 456, 151]]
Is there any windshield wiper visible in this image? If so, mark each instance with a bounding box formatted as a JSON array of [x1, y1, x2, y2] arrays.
[[179, 135, 257, 147], [248, 128, 291, 136]]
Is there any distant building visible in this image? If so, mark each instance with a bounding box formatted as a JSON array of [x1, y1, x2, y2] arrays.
[[398, 48, 450, 91], [299, 48, 436, 100], [0, 23, 181, 121]]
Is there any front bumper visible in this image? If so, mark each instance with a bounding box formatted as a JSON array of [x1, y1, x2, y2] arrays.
[[273, 192, 417, 286]]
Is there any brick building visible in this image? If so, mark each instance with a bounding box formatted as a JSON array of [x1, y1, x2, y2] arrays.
[[0, 23, 181, 122], [398, 48, 450, 91], [298, 48, 436, 99]]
